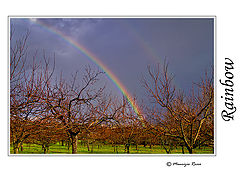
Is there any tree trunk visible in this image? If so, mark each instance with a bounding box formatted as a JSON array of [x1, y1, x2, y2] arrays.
[[87, 139, 90, 152], [13, 147, 19, 154], [189, 149, 193, 154], [71, 134, 78, 154], [125, 144, 130, 154], [13, 141, 20, 154], [20, 144, 23, 152], [67, 141, 70, 150], [186, 146, 193, 154], [143, 141, 146, 147], [91, 144, 94, 153], [181, 145, 185, 154], [43, 145, 47, 154]]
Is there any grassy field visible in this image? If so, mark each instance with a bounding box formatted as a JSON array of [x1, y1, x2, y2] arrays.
[[10, 142, 214, 154]]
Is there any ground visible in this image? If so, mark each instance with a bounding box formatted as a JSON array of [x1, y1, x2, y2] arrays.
[[10, 142, 214, 154]]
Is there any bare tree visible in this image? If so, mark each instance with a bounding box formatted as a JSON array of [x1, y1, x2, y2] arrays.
[[10, 30, 55, 154], [142, 60, 214, 154], [44, 66, 108, 154]]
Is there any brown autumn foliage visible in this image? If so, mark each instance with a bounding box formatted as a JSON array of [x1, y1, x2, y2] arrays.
[[10, 30, 214, 154], [10, 31, 55, 154], [27, 117, 66, 154]]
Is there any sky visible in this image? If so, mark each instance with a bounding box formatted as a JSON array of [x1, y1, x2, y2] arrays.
[[10, 17, 214, 109]]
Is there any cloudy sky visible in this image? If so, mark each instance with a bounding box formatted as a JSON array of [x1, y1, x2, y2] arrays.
[[10, 17, 214, 105]]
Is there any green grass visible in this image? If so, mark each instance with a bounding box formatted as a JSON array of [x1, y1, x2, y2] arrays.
[[10, 142, 214, 154]]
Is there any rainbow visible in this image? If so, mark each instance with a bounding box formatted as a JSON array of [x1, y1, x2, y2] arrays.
[[27, 18, 143, 120], [121, 20, 161, 63], [121, 20, 179, 89]]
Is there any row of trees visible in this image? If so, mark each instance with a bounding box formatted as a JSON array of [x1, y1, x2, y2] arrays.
[[10, 32, 214, 154]]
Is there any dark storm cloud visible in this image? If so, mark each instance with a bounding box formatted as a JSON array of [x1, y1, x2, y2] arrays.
[[37, 18, 103, 41], [119, 18, 214, 91], [10, 17, 214, 101]]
